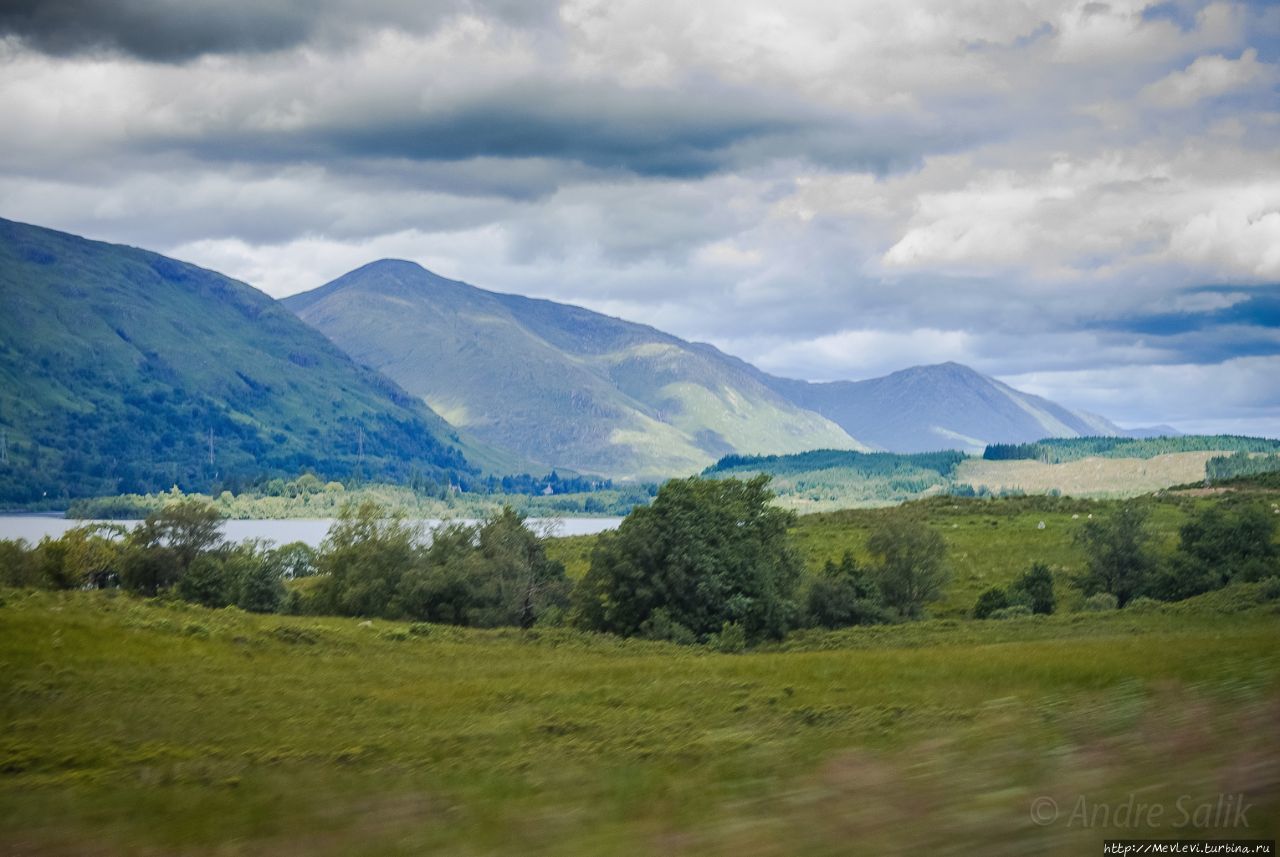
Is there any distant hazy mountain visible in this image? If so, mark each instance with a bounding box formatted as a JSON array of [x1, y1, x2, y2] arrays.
[[286, 260, 865, 479], [0, 220, 472, 503], [1121, 424, 1184, 439], [759, 362, 1125, 454]]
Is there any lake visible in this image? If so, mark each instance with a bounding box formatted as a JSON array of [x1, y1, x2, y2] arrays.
[[0, 515, 622, 547]]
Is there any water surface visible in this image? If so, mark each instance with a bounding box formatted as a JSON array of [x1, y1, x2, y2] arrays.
[[0, 515, 622, 547]]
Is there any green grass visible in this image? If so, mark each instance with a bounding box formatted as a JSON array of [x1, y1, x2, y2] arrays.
[[2, 586, 1278, 855], [547, 494, 1219, 617]]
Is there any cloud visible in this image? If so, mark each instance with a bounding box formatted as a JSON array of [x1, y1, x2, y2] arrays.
[[1, 0, 1278, 433], [0, 0, 561, 62], [1142, 47, 1276, 106]]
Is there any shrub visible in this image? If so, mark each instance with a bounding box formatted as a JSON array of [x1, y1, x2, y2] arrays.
[[1125, 596, 1163, 613], [805, 552, 889, 628], [989, 605, 1033, 620], [178, 555, 232, 608], [973, 586, 1010, 619], [1149, 502, 1280, 601], [710, 621, 747, 653], [1082, 592, 1119, 612], [1010, 562, 1056, 615]]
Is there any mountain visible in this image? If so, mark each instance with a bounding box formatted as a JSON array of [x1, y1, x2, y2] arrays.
[[0, 219, 473, 504], [759, 362, 1124, 454], [286, 261, 865, 480], [1121, 424, 1184, 439]]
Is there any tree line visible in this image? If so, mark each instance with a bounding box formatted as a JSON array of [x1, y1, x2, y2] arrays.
[[0, 477, 956, 647], [971, 498, 1280, 617], [5, 477, 1276, 646], [983, 435, 1280, 464]]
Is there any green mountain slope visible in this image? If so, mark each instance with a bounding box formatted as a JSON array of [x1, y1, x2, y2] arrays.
[[0, 219, 473, 503], [286, 261, 865, 479]]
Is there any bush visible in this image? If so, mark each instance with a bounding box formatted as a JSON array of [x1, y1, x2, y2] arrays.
[[973, 586, 1009, 619], [1010, 562, 1056, 614], [1149, 502, 1280, 601], [709, 621, 747, 653], [1082, 592, 1119, 612], [178, 555, 231, 608], [805, 552, 889, 628], [638, 607, 696, 645], [1125, 596, 1163, 613], [574, 476, 802, 644]]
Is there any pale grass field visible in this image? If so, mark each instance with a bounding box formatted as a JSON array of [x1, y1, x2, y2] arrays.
[[956, 452, 1217, 498]]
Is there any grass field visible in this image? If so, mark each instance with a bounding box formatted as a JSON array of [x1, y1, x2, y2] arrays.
[[955, 452, 1218, 499], [2, 585, 1278, 855]]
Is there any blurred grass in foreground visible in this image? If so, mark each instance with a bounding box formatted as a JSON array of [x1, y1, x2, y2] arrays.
[[1, 586, 1277, 855]]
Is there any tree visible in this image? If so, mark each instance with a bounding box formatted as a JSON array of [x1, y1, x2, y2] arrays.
[[312, 501, 423, 617], [866, 516, 950, 619], [1148, 501, 1279, 601], [805, 552, 888, 628], [471, 508, 569, 628], [1010, 562, 1056, 614], [574, 475, 802, 644], [120, 499, 224, 595], [1073, 504, 1155, 607]]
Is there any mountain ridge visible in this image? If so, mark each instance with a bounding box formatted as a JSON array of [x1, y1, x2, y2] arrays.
[[286, 260, 867, 480], [0, 219, 474, 503], [287, 259, 1128, 472], [756, 361, 1125, 454]]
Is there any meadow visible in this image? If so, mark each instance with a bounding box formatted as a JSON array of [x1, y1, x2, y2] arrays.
[[549, 493, 1248, 617], [2, 584, 1278, 856]]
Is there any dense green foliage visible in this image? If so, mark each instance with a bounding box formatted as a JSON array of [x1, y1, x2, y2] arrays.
[[312, 503, 569, 627], [802, 551, 889, 628], [573, 476, 803, 643], [1148, 500, 1279, 601], [706, 448, 966, 478], [703, 448, 967, 508], [1207, 451, 1280, 482], [0, 219, 473, 505], [1072, 504, 1158, 607], [984, 434, 1280, 464], [865, 516, 951, 618], [66, 476, 656, 520], [973, 562, 1056, 618]]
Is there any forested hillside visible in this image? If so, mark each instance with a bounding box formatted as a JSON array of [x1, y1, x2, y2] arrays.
[[984, 435, 1280, 463], [0, 220, 473, 504]]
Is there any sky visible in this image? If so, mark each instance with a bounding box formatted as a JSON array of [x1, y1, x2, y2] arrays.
[[1, 0, 1277, 435]]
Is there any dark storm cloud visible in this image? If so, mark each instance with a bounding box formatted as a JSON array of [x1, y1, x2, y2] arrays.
[[165, 82, 943, 184], [0, 0, 559, 62]]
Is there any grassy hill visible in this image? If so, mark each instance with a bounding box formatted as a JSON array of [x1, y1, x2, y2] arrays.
[[0, 220, 474, 504], [286, 260, 867, 480], [1, 586, 1276, 854]]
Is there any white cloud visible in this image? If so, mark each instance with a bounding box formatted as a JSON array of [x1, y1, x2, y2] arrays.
[[1142, 48, 1276, 108]]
